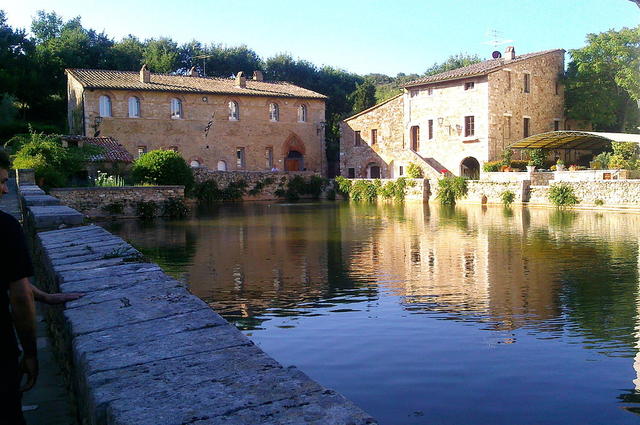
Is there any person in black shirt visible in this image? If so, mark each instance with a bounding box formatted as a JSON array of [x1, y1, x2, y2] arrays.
[[1, 151, 82, 424]]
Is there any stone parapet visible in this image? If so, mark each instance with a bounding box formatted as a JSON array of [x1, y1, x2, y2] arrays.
[[49, 186, 185, 218], [458, 180, 529, 205], [528, 180, 640, 208]]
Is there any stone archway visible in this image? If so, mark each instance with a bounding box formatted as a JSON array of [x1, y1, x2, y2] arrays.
[[461, 157, 480, 180], [282, 134, 306, 171]]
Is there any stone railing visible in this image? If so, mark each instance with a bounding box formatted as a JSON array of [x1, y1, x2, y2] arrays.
[[529, 180, 640, 208]]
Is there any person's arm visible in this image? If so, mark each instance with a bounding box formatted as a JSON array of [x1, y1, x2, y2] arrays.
[[29, 283, 83, 305], [9, 277, 38, 392]]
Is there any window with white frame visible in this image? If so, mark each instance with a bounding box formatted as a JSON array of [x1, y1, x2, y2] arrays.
[[464, 116, 475, 137], [269, 103, 279, 121], [170, 98, 182, 119], [298, 105, 307, 122], [99, 95, 111, 117], [229, 101, 239, 120], [236, 147, 245, 169], [128, 97, 140, 118]]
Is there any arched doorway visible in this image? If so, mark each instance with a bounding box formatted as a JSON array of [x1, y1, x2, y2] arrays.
[[284, 150, 304, 171], [460, 157, 480, 179], [367, 162, 381, 179]]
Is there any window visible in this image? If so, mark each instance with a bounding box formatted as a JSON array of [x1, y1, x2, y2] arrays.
[[355, 131, 361, 146], [410, 126, 420, 151], [464, 82, 475, 91], [464, 116, 475, 137], [554, 120, 560, 131], [523, 73, 530, 93], [266, 147, 273, 169], [269, 103, 279, 121], [371, 129, 377, 145], [523, 117, 530, 138], [347, 168, 355, 178], [298, 105, 307, 122], [99, 95, 111, 117], [128, 97, 140, 118], [503, 116, 512, 140], [137, 146, 147, 158], [428, 119, 434, 140], [399, 166, 404, 176], [410, 89, 419, 97], [170, 98, 182, 119], [217, 160, 227, 171], [229, 101, 239, 120], [555, 80, 559, 95], [190, 160, 200, 168], [506, 70, 511, 91], [236, 147, 245, 169]]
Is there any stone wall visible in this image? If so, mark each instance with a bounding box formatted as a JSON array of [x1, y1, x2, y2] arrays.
[[50, 186, 185, 218], [193, 168, 327, 201], [529, 181, 640, 208], [20, 182, 377, 425], [69, 74, 326, 175]]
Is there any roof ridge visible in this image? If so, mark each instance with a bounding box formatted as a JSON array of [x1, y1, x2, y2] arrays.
[[344, 93, 403, 121]]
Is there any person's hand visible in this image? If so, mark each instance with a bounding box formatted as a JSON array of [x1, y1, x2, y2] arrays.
[[19, 355, 38, 392], [45, 292, 84, 305]]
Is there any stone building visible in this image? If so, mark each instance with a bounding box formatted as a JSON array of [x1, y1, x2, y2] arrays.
[[66, 67, 327, 174], [340, 47, 565, 178]]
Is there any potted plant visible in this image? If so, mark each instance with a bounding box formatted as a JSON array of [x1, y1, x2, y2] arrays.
[[526, 160, 536, 173], [568, 164, 578, 171], [556, 159, 565, 171]]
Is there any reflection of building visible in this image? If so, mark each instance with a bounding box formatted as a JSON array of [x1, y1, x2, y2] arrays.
[[66, 67, 327, 174], [340, 47, 565, 179]]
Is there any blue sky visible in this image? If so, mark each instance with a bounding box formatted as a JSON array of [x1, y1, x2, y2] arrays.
[[3, 0, 639, 76]]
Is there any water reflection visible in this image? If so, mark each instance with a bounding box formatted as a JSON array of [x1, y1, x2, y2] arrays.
[[102, 202, 640, 424]]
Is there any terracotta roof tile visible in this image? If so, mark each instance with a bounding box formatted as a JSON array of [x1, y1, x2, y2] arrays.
[[404, 49, 564, 87], [66, 69, 327, 99], [63, 136, 134, 163]]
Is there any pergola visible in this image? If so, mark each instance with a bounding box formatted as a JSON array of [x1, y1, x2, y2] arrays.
[[508, 131, 640, 151]]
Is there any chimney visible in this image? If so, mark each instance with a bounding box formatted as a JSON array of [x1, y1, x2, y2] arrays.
[[504, 46, 516, 61], [188, 66, 199, 77], [140, 64, 151, 83], [252, 71, 263, 81], [235, 71, 246, 88]]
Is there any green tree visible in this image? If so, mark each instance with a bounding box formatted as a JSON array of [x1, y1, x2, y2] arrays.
[[565, 26, 640, 132], [132, 150, 194, 191], [424, 53, 482, 76], [143, 38, 179, 73], [348, 79, 376, 114], [110, 35, 144, 70]]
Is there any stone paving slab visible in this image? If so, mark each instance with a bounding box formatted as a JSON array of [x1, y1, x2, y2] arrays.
[[24, 194, 61, 206], [50, 248, 139, 267], [28, 205, 84, 228], [60, 269, 168, 294], [55, 257, 127, 273], [39, 224, 107, 239], [48, 240, 134, 261], [63, 281, 208, 336], [57, 263, 163, 285]]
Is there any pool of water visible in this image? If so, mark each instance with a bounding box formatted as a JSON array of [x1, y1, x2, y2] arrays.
[[102, 202, 640, 424]]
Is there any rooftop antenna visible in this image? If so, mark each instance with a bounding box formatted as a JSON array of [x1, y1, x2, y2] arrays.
[[483, 29, 513, 48], [192, 54, 213, 77]]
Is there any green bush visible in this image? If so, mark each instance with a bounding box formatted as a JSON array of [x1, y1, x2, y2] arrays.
[[350, 180, 378, 202], [483, 161, 502, 172], [594, 199, 604, 206], [500, 190, 516, 206], [102, 202, 124, 214], [526, 148, 547, 168], [590, 152, 611, 169], [131, 150, 194, 192], [135, 200, 157, 219], [612, 142, 638, 160], [162, 198, 189, 218], [436, 176, 468, 205], [501, 149, 513, 167], [406, 162, 424, 178], [608, 154, 629, 170], [334, 176, 352, 197], [548, 183, 579, 207], [95, 171, 125, 187], [11, 130, 102, 189]]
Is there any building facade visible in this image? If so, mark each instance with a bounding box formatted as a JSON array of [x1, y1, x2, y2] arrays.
[[67, 67, 327, 174], [340, 47, 565, 178]]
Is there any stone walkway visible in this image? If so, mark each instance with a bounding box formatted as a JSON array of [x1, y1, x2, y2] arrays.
[[0, 178, 77, 425]]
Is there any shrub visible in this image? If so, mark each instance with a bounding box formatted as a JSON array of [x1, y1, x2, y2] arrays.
[[135, 200, 157, 219], [193, 180, 220, 203], [483, 161, 502, 172], [612, 142, 638, 160], [501, 149, 513, 167], [220, 179, 247, 200], [95, 171, 125, 187], [594, 199, 604, 206], [509, 160, 529, 171], [334, 176, 352, 197], [131, 150, 194, 192], [162, 198, 189, 218], [526, 148, 547, 168], [548, 183, 579, 207], [102, 202, 124, 214], [608, 154, 629, 170], [436, 176, 468, 205], [500, 190, 515, 206], [406, 162, 424, 178], [306, 175, 328, 199], [350, 180, 378, 202], [378, 177, 410, 201], [590, 152, 611, 169]]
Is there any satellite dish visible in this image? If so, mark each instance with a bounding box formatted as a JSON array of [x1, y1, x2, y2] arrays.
[[492, 51, 502, 59]]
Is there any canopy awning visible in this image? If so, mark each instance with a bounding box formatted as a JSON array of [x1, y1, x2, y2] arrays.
[[507, 131, 640, 151]]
